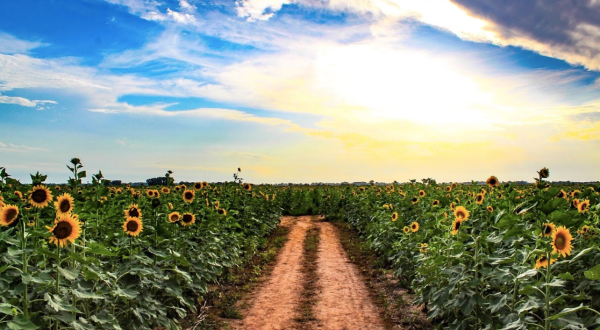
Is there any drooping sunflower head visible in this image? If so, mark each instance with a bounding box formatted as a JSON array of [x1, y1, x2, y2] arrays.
[[151, 198, 161, 209], [0, 204, 19, 226], [218, 208, 227, 216], [419, 190, 426, 197], [475, 193, 484, 204], [54, 193, 74, 215], [411, 197, 419, 204], [47, 214, 81, 248], [244, 183, 252, 191], [486, 205, 493, 212], [123, 217, 143, 236], [535, 255, 557, 269], [391, 212, 398, 222], [194, 182, 203, 190], [454, 206, 470, 221], [168, 212, 180, 223], [403, 226, 410, 234], [29, 185, 53, 208], [541, 223, 556, 237], [183, 189, 195, 203], [125, 204, 142, 219], [14, 191, 23, 199], [538, 167, 550, 179], [161, 187, 170, 194], [552, 226, 573, 258], [181, 213, 195, 226], [577, 200, 590, 213], [411, 222, 419, 232], [451, 219, 461, 235], [486, 176, 499, 188]]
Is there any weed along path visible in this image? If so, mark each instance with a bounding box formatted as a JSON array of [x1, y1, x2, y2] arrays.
[[229, 216, 386, 330]]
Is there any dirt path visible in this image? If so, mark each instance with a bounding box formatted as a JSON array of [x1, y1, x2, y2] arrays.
[[231, 215, 311, 330], [230, 216, 385, 330], [312, 221, 386, 330]]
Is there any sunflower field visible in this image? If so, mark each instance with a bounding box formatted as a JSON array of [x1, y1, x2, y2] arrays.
[[314, 170, 600, 330], [0, 161, 282, 330]]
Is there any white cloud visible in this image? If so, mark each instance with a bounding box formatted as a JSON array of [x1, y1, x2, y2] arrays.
[[166, 8, 197, 24], [0, 141, 48, 153], [0, 32, 49, 55], [0, 94, 36, 107]]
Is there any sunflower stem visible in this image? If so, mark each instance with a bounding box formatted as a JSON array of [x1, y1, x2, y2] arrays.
[[55, 247, 61, 330], [544, 251, 551, 330], [21, 218, 29, 318]]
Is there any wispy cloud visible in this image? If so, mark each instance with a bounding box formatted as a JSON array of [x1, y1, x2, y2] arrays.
[[0, 32, 49, 55], [0, 141, 48, 153]]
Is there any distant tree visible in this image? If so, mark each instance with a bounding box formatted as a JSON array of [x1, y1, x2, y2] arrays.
[[146, 177, 168, 186]]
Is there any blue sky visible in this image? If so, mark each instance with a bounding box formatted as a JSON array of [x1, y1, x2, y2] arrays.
[[1, 0, 599, 184]]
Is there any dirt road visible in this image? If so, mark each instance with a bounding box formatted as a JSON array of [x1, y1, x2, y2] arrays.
[[231, 216, 385, 330]]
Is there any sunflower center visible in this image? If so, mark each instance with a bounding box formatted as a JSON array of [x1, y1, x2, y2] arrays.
[[53, 221, 73, 239], [555, 235, 566, 250], [490, 179, 497, 185], [59, 200, 71, 213], [457, 211, 465, 219], [454, 222, 461, 230], [184, 192, 193, 199], [182, 214, 192, 223], [5, 208, 18, 221], [544, 226, 552, 235], [128, 208, 139, 217], [170, 214, 179, 222], [126, 220, 139, 232], [31, 190, 47, 203], [194, 183, 201, 189]]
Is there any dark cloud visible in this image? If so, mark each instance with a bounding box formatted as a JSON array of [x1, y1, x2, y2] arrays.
[[450, 0, 600, 69]]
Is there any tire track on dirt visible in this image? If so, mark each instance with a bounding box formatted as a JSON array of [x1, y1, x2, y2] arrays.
[[313, 221, 386, 330], [231, 215, 312, 330]]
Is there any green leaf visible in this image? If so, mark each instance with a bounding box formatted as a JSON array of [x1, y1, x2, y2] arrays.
[[585, 264, 600, 280], [88, 243, 115, 256], [558, 272, 575, 281], [7, 315, 39, 330], [44, 293, 81, 313], [0, 303, 17, 315], [72, 289, 104, 300], [58, 267, 79, 281], [549, 304, 589, 320], [517, 269, 537, 279]]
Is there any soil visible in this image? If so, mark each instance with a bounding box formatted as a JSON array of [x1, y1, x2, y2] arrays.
[[229, 215, 311, 329], [229, 216, 388, 330]]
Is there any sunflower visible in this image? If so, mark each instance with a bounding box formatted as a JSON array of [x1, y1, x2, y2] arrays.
[[411, 222, 419, 232], [124, 204, 142, 219], [214, 201, 220, 209], [486, 176, 499, 188], [540, 223, 556, 237], [446, 186, 452, 192], [194, 182, 203, 190], [168, 212, 180, 223], [454, 206, 470, 221], [202, 181, 208, 188], [359, 187, 366, 192], [556, 190, 567, 199], [451, 219, 462, 235], [174, 186, 181, 192], [398, 191, 406, 197], [181, 213, 195, 226], [14, 191, 23, 199], [571, 190, 580, 198], [183, 189, 195, 203], [391, 212, 398, 222], [47, 214, 81, 247], [486, 205, 493, 213], [265, 194, 270, 201], [577, 200, 590, 213], [29, 185, 53, 208], [450, 202, 455, 211], [168, 202, 173, 209], [54, 193, 74, 215], [153, 190, 160, 198], [572, 199, 579, 209], [161, 187, 170, 194], [474, 193, 484, 204], [146, 190, 154, 198], [552, 226, 573, 258], [411, 197, 419, 204], [403, 226, 410, 234], [538, 167, 550, 179], [432, 200, 440, 206], [123, 217, 143, 236], [218, 208, 227, 216], [419, 190, 426, 197], [244, 183, 252, 191], [578, 225, 589, 236], [535, 255, 557, 269], [0, 205, 19, 226]]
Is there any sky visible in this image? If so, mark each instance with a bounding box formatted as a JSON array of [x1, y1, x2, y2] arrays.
[[1, 0, 599, 184]]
